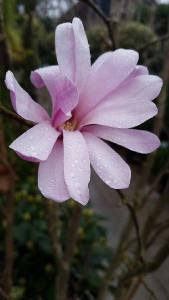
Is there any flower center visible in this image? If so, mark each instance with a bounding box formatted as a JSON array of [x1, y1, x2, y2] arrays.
[[60, 118, 77, 131]]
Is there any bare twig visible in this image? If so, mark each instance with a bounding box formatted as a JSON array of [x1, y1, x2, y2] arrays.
[[117, 190, 144, 262], [142, 280, 159, 300], [56, 203, 82, 300], [140, 158, 169, 206], [97, 191, 143, 300], [0, 105, 32, 127], [146, 221, 169, 249], [79, 0, 116, 50], [45, 201, 64, 300], [122, 239, 169, 281], [125, 277, 143, 300], [125, 202, 143, 261], [139, 33, 169, 53], [142, 180, 169, 248]]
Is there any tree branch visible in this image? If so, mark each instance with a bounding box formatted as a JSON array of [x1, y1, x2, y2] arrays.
[[79, 0, 116, 50], [46, 201, 63, 265], [97, 191, 144, 300], [0, 105, 32, 127], [142, 280, 159, 300], [146, 220, 169, 249], [117, 190, 144, 262], [122, 239, 169, 281], [56, 203, 82, 300], [139, 33, 169, 53]]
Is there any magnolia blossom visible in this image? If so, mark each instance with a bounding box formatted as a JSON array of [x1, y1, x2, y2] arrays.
[[5, 18, 162, 205]]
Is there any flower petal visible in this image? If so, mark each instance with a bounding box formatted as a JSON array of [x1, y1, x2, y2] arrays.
[[31, 65, 60, 89], [84, 132, 131, 189], [31, 66, 79, 117], [5, 71, 49, 123], [126, 65, 149, 80], [76, 49, 139, 118], [63, 130, 90, 205], [55, 18, 91, 91], [85, 125, 160, 154], [80, 100, 158, 129], [38, 140, 70, 201], [98, 75, 163, 111], [9, 121, 59, 161]]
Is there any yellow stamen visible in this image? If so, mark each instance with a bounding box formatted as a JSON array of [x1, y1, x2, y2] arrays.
[[60, 118, 77, 131]]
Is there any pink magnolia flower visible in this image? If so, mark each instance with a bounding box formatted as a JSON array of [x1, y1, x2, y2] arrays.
[[5, 18, 162, 205]]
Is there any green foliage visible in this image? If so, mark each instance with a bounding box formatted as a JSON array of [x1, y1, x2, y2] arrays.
[[119, 21, 157, 52], [65, 202, 112, 298], [3, 0, 24, 62], [0, 169, 111, 299]]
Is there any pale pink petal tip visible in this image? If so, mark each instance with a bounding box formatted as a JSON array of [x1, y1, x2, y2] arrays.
[[84, 133, 131, 190], [86, 126, 161, 154], [55, 17, 90, 91], [9, 121, 60, 162], [5, 71, 49, 123]]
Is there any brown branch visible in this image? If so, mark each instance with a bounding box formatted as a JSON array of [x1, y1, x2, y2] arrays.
[[0, 105, 32, 127], [141, 159, 169, 206], [142, 280, 159, 300], [125, 277, 143, 300], [122, 239, 169, 281], [97, 191, 143, 300], [142, 180, 169, 249], [56, 203, 82, 300], [117, 191, 144, 262], [79, 0, 116, 50], [146, 220, 169, 249], [139, 33, 169, 53], [45, 200, 64, 300], [45, 200, 63, 264]]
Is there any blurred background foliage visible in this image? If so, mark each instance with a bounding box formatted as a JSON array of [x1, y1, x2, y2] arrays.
[[0, 0, 169, 300]]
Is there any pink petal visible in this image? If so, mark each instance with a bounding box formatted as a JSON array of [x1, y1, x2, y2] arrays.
[[84, 133, 131, 189], [16, 153, 40, 162], [31, 65, 60, 89], [119, 65, 148, 87], [85, 125, 160, 154], [63, 130, 90, 205], [38, 141, 70, 201], [126, 65, 149, 81], [55, 18, 91, 91], [98, 75, 163, 111], [5, 71, 49, 123], [9, 121, 59, 162], [31, 66, 79, 118], [76, 49, 139, 118], [80, 100, 158, 129], [52, 109, 71, 128]]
